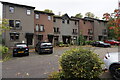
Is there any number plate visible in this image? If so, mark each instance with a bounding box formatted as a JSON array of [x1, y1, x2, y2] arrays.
[[45, 49, 50, 50], [18, 51, 24, 53]]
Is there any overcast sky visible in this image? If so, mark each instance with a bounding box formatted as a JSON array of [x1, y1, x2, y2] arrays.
[[0, 0, 119, 19]]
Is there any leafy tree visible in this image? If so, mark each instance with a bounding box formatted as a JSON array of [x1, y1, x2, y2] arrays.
[[75, 13, 83, 18], [0, 19, 11, 34], [85, 12, 95, 18], [103, 9, 120, 40], [44, 9, 53, 13]]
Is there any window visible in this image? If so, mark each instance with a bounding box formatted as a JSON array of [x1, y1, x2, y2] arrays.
[[15, 20, 20, 28], [88, 29, 93, 35], [27, 9, 31, 15], [53, 19, 56, 22], [36, 24, 39, 31], [73, 29, 77, 34], [9, 6, 14, 13], [102, 29, 107, 35], [54, 27, 56, 32], [54, 27, 60, 33], [10, 33, 19, 40], [9, 20, 14, 27], [57, 28, 59, 32], [35, 14, 39, 19], [67, 20, 70, 24], [40, 25, 44, 32], [75, 21, 77, 25], [48, 16, 51, 20], [62, 19, 65, 23]]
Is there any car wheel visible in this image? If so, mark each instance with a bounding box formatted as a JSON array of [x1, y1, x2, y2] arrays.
[[26, 53, 29, 56], [35, 47, 38, 52], [13, 54, 17, 57], [109, 64, 120, 75], [114, 44, 118, 46], [38, 49, 41, 54]]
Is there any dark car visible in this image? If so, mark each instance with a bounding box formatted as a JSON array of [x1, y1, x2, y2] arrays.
[[13, 43, 29, 57], [104, 40, 120, 46], [35, 42, 53, 54], [91, 41, 111, 47]]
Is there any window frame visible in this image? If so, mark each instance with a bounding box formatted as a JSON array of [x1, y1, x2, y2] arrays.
[[26, 9, 31, 15], [35, 14, 39, 19], [10, 33, 20, 41], [48, 16, 51, 20], [39, 25, 44, 32], [15, 20, 21, 29], [9, 6, 14, 13]]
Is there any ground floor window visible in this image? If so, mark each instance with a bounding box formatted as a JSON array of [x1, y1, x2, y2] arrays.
[[10, 33, 19, 41]]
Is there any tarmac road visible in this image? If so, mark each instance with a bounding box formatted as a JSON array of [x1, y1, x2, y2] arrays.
[[2, 46, 119, 79]]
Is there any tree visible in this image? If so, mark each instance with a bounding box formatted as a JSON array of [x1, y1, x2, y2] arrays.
[[103, 9, 120, 40], [85, 12, 95, 18], [0, 19, 10, 34], [75, 13, 83, 18], [44, 9, 53, 13]]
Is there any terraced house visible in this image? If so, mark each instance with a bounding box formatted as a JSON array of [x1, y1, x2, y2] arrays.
[[1, 1, 108, 47], [53, 14, 79, 45], [72, 17, 108, 41], [34, 10, 54, 45], [1, 1, 35, 47]]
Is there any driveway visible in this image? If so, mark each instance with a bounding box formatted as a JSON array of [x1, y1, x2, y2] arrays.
[[2, 46, 119, 79]]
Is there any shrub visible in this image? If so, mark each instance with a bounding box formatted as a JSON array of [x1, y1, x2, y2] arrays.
[[49, 71, 66, 80], [84, 41, 95, 45], [2, 46, 8, 54], [59, 48, 103, 79]]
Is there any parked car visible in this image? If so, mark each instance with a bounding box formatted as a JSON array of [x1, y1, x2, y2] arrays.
[[13, 43, 29, 57], [35, 42, 53, 54], [104, 52, 120, 79], [91, 41, 111, 47], [104, 40, 120, 46]]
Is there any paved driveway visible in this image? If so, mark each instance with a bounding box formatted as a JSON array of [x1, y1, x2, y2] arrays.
[[2, 46, 119, 79]]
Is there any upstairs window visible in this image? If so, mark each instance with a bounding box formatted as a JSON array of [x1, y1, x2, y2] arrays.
[[35, 14, 39, 19], [9, 6, 14, 13], [53, 19, 56, 22], [48, 16, 51, 20], [62, 19, 65, 23], [75, 21, 77, 25], [67, 20, 69, 24], [35, 24, 39, 31], [27, 9, 31, 15], [9, 20, 14, 27], [40, 25, 44, 32], [15, 20, 20, 28]]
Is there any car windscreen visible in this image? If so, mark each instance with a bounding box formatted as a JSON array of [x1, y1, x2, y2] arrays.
[[16, 44, 27, 47], [41, 43, 52, 46]]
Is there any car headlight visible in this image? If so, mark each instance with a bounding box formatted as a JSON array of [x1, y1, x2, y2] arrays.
[[26, 48, 29, 50], [13, 49, 17, 51]]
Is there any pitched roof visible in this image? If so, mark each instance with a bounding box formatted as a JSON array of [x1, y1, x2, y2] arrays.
[[0, 1, 35, 9], [34, 10, 54, 15]]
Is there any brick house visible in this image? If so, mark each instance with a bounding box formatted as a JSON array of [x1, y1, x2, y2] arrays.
[[1, 1, 35, 47], [72, 17, 108, 41], [34, 10, 54, 45]]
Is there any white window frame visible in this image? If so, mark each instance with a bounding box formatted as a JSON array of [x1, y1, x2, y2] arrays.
[[40, 25, 44, 32], [9, 6, 14, 13], [27, 9, 31, 15], [15, 20, 20, 28], [35, 14, 39, 19], [48, 16, 51, 20], [36, 24, 39, 31]]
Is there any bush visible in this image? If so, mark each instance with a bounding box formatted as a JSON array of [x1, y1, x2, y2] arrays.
[[2, 46, 8, 54], [84, 41, 95, 45], [59, 48, 103, 79]]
